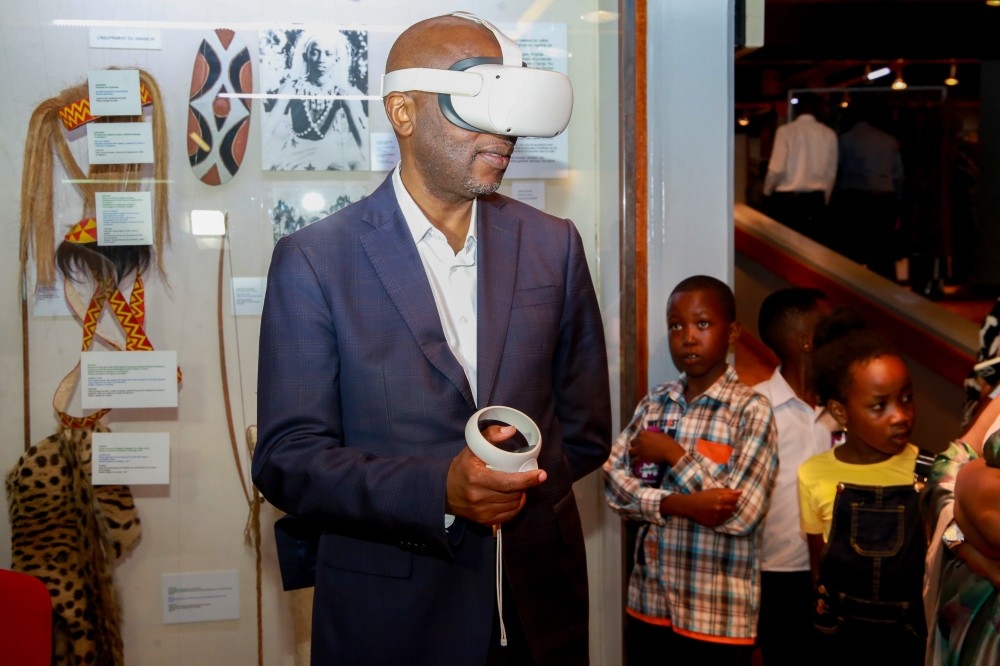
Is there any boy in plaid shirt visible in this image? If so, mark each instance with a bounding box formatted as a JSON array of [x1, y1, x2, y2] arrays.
[[604, 275, 778, 666]]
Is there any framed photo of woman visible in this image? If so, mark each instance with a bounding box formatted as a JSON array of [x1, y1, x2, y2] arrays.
[[259, 28, 370, 171]]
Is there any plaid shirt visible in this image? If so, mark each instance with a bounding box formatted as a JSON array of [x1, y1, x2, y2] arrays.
[[603, 366, 778, 643]]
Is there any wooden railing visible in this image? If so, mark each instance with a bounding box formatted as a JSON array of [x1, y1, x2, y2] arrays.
[[734, 204, 978, 386]]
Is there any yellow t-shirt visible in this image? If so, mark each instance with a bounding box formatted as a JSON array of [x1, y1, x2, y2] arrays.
[[797, 443, 918, 542]]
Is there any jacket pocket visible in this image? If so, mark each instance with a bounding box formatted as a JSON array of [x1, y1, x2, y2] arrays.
[[320, 532, 413, 578], [512, 285, 560, 308]]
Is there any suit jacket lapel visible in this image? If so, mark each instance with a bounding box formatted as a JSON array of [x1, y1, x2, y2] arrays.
[[476, 197, 517, 408], [360, 181, 476, 408]]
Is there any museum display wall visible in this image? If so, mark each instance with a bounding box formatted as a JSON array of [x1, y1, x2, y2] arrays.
[[0, 1, 621, 663]]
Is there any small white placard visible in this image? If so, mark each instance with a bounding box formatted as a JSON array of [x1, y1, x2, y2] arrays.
[[33, 280, 72, 317], [509, 180, 546, 209], [95, 192, 153, 246], [88, 121, 154, 164], [162, 570, 239, 624], [370, 132, 400, 172], [89, 27, 162, 50], [88, 69, 141, 116], [92, 432, 170, 485], [232, 277, 266, 316], [504, 23, 570, 180], [81, 350, 178, 408]]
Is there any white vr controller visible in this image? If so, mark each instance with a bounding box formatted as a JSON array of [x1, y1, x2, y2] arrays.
[[465, 406, 542, 473]]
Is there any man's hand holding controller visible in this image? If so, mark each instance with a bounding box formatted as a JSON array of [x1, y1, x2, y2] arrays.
[[445, 407, 546, 526]]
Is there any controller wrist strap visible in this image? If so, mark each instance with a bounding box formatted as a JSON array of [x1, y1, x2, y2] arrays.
[[495, 525, 507, 647]]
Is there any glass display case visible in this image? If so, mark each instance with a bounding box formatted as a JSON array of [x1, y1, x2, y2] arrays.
[[0, 2, 621, 663]]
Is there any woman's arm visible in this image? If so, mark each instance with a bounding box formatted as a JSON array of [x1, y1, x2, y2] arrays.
[[955, 457, 1000, 559], [960, 392, 1000, 455]]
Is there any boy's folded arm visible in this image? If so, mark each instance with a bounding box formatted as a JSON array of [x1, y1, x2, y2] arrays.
[[603, 432, 672, 524], [660, 488, 742, 527], [670, 397, 778, 535]]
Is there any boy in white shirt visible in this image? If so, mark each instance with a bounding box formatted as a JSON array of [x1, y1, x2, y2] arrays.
[[753, 287, 838, 666]]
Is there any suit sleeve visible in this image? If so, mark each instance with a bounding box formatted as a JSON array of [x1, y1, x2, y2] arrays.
[[252, 236, 453, 553], [552, 221, 612, 482]]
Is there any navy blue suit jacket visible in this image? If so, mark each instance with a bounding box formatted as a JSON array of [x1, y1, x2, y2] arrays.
[[253, 173, 611, 665]]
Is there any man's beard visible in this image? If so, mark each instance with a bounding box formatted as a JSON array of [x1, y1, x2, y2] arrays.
[[465, 176, 502, 196]]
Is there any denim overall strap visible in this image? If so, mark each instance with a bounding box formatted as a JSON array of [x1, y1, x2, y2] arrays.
[[818, 481, 927, 634]]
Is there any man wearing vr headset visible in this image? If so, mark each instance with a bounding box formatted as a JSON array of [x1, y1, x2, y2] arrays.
[[253, 12, 611, 666]]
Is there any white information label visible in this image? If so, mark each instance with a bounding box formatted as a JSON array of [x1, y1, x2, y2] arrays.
[[95, 192, 153, 246], [88, 69, 142, 116], [162, 571, 239, 624], [232, 277, 266, 316], [370, 132, 400, 172], [92, 432, 170, 485], [505, 23, 570, 180], [81, 350, 178, 408], [88, 122, 155, 165], [509, 180, 546, 209], [89, 27, 163, 50], [33, 280, 72, 317]]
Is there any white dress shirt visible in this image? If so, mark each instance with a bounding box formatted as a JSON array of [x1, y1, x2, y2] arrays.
[[393, 166, 478, 529], [764, 113, 839, 203], [392, 166, 479, 404], [754, 368, 836, 571]]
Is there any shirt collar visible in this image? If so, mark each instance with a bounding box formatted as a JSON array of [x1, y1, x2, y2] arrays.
[[763, 367, 831, 422], [764, 367, 798, 408], [392, 164, 477, 247], [669, 365, 740, 406]]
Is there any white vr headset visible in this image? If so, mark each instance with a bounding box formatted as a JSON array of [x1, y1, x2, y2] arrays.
[[381, 11, 573, 138]]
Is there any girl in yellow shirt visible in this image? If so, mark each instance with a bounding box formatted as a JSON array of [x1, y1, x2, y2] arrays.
[[797, 313, 928, 666]]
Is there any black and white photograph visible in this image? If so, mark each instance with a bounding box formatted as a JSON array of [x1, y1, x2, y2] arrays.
[[259, 28, 370, 171], [268, 185, 369, 243]]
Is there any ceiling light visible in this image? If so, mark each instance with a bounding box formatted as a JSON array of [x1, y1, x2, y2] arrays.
[[866, 66, 891, 81], [891, 70, 907, 91], [987, 0, 1000, 7], [840, 93, 851, 108], [944, 62, 959, 86], [737, 112, 750, 127]]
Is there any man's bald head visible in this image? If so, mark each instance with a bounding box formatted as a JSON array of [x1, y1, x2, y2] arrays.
[[385, 14, 501, 74]]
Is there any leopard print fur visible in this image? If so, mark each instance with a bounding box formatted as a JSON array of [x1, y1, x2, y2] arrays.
[[6, 424, 141, 666]]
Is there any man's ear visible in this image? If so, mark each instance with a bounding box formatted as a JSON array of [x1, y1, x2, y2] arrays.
[[828, 399, 848, 427], [384, 92, 414, 137]]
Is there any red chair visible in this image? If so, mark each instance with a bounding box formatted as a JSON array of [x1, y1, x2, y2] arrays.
[[0, 568, 52, 666]]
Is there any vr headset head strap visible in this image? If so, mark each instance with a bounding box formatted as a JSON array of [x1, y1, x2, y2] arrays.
[[439, 56, 501, 132], [449, 11, 523, 66]]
